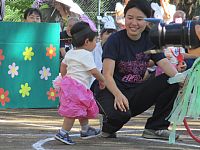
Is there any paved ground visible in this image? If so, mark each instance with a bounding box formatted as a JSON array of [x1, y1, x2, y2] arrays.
[[0, 108, 200, 150]]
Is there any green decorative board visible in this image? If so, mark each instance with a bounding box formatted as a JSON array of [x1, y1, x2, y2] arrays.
[[0, 22, 60, 108]]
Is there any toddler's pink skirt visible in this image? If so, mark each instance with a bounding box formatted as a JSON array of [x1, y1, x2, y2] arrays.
[[53, 75, 99, 119]]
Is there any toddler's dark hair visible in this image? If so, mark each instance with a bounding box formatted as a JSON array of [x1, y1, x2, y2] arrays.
[[70, 21, 97, 47], [24, 8, 42, 20]]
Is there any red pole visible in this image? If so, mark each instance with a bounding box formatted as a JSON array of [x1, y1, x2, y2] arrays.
[[183, 118, 200, 143]]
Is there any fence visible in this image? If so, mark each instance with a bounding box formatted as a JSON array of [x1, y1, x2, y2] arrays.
[[74, 0, 121, 20], [73, 0, 122, 32]]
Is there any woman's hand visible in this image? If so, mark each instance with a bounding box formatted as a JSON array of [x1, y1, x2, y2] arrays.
[[102, 58, 129, 111], [114, 92, 129, 112]]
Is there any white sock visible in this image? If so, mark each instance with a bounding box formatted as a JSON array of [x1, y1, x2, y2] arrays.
[[60, 128, 69, 135], [81, 124, 89, 132]]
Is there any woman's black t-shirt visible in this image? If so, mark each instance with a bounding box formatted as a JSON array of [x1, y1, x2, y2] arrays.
[[103, 29, 165, 90]]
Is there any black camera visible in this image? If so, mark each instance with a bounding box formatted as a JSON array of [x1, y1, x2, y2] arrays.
[[145, 18, 200, 49]]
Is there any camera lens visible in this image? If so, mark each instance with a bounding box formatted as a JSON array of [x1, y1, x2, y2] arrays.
[[149, 20, 200, 49]]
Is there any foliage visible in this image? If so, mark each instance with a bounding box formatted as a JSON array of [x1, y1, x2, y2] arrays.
[[4, 5, 21, 22], [3, 0, 200, 22], [4, 0, 34, 22], [6, 0, 34, 13]]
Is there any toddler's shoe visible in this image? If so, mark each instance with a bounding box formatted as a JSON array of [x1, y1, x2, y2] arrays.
[[55, 130, 75, 145]]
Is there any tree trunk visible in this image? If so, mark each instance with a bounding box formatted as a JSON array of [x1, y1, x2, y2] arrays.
[[0, 0, 5, 21]]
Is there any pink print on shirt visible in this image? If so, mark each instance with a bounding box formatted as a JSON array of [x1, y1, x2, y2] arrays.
[[122, 74, 142, 82], [118, 53, 149, 83]]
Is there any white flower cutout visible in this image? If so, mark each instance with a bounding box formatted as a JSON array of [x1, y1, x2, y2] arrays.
[[39, 66, 51, 80], [8, 62, 19, 78], [151, 2, 163, 19]]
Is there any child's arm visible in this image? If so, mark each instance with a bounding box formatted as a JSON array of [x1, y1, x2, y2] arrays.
[[89, 68, 106, 89], [60, 62, 67, 77]]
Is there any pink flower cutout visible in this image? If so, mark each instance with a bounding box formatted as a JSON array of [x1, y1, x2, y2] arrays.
[[47, 87, 58, 101], [0, 49, 5, 65]]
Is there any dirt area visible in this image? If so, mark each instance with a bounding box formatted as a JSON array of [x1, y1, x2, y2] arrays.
[[0, 108, 200, 150]]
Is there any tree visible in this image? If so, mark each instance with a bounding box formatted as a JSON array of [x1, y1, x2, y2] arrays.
[[6, 0, 33, 13], [4, 5, 21, 22], [4, 0, 200, 22], [4, 0, 34, 21]]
